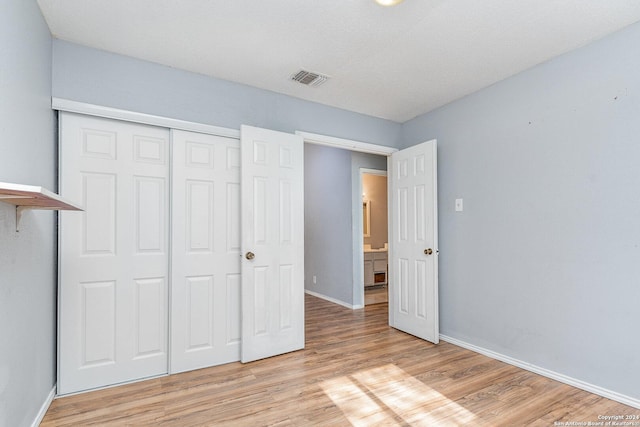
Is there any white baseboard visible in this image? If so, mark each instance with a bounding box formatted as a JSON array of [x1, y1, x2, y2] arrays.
[[305, 289, 363, 310], [31, 384, 56, 427], [440, 334, 640, 410]]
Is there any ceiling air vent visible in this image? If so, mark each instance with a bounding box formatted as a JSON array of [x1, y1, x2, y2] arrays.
[[290, 69, 329, 87]]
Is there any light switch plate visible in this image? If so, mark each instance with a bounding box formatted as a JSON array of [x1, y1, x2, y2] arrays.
[[455, 198, 463, 212]]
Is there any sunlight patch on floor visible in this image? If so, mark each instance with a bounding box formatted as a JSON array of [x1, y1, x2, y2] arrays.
[[320, 376, 400, 426], [320, 364, 479, 426]]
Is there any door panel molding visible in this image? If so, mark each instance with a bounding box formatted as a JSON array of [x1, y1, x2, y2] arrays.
[[170, 130, 241, 374], [241, 125, 305, 363], [59, 112, 170, 394], [389, 140, 439, 343]]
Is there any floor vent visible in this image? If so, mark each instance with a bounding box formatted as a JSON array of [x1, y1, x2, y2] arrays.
[[290, 69, 329, 87]]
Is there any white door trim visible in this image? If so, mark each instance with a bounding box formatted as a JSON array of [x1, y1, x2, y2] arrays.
[[297, 131, 396, 310], [51, 101, 396, 155], [358, 168, 388, 307], [295, 131, 397, 156], [52, 98, 240, 139]]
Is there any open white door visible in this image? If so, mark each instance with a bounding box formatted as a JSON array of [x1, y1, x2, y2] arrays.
[[240, 125, 305, 363], [389, 140, 439, 343]]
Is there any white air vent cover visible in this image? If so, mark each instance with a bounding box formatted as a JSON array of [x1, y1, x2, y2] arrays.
[[290, 69, 329, 87]]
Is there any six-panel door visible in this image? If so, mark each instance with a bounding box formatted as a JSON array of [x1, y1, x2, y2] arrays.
[[59, 113, 170, 394], [170, 130, 242, 374], [240, 125, 305, 363], [389, 140, 439, 344]]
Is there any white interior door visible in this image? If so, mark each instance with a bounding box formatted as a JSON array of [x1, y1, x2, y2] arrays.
[[389, 140, 439, 343], [240, 125, 305, 363], [170, 130, 241, 373], [59, 112, 169, 394]]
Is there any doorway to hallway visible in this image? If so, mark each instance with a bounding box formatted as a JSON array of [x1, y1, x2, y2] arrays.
[[361, 169, 388, 306], [302, 133, 440, 346]]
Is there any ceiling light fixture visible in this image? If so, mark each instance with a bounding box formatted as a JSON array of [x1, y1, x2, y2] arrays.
[[375, 0, 404, 6]]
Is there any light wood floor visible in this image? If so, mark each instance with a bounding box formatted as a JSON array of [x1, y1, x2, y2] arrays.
[[42, 295, 637, 426], [364, 285, 388, 305]]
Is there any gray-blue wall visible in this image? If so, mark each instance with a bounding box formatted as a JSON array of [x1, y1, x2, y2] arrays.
[[52, 40, 402, 148], [402, 21, 640, 400], [304, 144, 353, 304], [0, 1, 57, 426]]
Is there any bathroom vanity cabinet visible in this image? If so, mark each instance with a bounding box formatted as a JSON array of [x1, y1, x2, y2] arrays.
[[364, 250, 388, 287]]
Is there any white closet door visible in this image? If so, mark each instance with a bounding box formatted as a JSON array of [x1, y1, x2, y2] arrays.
[[170, 130, 241, 373], [240, 125, 305, 363], [58, 112, 169, 394]]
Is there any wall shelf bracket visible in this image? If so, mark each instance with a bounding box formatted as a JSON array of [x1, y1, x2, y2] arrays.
[[16, 206, 24, 232]]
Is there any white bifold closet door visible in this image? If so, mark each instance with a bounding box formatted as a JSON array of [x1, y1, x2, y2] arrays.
[[170, 130, 242, 373], [58, 112, 170, 395]]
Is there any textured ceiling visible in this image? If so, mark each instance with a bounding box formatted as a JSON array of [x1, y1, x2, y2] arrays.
[[37, 0, 640, 122]]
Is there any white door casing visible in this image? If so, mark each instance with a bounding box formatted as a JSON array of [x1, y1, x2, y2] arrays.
[[389, 140, 439, 343], [58, 112, 169, 394], [170, 130, 242, 374], [240, 125, 305, 363]]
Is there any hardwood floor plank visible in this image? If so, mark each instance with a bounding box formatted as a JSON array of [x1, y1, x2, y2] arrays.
[[42, 295, 638, 426]]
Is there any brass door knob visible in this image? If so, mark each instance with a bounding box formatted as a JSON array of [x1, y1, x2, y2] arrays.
[[245, 251, 255, 260], [424, 248, 433, 255]]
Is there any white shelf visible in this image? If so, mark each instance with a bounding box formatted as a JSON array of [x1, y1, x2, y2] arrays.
[[0, 181, 83, 231]]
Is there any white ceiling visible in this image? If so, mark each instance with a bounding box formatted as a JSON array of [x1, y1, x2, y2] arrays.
[[37, 0, 640, 123]]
